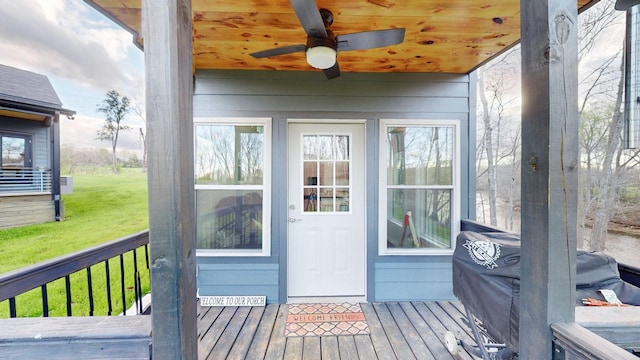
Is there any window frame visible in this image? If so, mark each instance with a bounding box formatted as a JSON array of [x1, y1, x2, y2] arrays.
[[1, 132, 32, 170], [378, 119, 460, 256], [194, 117, 272, 257]]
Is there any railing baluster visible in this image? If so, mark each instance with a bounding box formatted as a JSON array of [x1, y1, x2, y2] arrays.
[[65, 275, 72, 316], [9, 297, 16, 318], [41, 284, 49, 317], [144, 244, 150, 270], [86, 267, 94, 316], [120, 254, 126, 315], [104, 260, 113, 316], [133, 249, 141, 314], [136, 271, 143, 314]]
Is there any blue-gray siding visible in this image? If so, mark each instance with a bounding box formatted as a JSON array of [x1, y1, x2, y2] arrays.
[[197, 262, 280, 303], [374, 261, 455, 302], [194, 70, 475, 302]]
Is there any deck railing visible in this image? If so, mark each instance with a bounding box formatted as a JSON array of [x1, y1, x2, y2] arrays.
[[0, 231, 150, 318], [0, 168, 52, 194]]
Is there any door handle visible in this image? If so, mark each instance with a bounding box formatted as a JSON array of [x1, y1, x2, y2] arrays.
[[288, 217, 302, 223]]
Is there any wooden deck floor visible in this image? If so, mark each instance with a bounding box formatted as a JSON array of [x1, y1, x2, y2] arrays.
[[198, 301, 480, 359]]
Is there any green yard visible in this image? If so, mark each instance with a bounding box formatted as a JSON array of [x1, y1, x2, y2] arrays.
[[0, 169, 149, 317]]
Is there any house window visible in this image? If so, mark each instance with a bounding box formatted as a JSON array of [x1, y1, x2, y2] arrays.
[[1, 133, 31, 170], [379, 119, 459, 255], [194, 118, 271, 256]]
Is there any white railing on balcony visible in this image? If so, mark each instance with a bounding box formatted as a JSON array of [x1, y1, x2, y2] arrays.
[[0, 168, 52, 195]]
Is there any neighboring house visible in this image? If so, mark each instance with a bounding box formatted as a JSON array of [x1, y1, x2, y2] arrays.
[[0, 64, 75, 229]]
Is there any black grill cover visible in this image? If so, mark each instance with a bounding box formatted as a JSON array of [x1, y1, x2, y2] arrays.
[[452, 231, 640, 352]]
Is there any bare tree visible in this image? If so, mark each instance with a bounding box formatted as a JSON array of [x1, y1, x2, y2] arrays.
[[476, 49, 520, 227], [131, 96, 147, 172], [96, 90, 132, 174]]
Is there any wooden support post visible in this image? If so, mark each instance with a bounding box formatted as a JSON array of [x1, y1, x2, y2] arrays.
[[519, 1, 579, 358], [51, 113, 62, 221], [142, 0, 197, 359]]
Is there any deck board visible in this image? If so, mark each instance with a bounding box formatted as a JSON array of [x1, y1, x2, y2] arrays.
[[263, 305, 287, 359], [210, 306, 251, 360], [320, 337, 340, 360], [303, 336, 320, 360], [198, 301, 477, 359], [337, 336, 359, 360], [359, 302, 397, 359], [245, 304, 279, 360], [226, 306, 266, 359]]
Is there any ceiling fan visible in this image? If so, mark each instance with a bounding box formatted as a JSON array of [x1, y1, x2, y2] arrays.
[[249, 0, 406, 80]]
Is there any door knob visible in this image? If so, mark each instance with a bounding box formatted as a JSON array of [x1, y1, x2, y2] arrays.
[[288, 217, 302, 223]]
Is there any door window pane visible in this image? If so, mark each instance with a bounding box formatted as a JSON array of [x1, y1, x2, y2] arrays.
[[302, 134, 351, 213]]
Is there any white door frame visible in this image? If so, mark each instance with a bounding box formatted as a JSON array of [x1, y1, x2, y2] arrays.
[[286, 119, 367, 303]]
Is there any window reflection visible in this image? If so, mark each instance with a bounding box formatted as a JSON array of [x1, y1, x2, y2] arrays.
[[196, 190, 263, 250], [387, 127, 453, 186], [195, 125, 264, 185], [302, 134, 351, 213], [1, 136, 26, 169], [385, 124, 455, 250], [194, 121, 268, 254]]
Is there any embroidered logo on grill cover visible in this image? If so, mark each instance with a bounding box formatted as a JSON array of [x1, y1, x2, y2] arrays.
[[463, 239, 501, 269]]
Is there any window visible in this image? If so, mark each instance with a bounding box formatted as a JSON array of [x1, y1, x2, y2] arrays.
[[1, 133, 31, 170], [379, 119, 459, 255], [194, 118, 271, 256]]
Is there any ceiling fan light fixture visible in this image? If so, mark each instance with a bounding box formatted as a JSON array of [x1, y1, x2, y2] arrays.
[[306, 46, 337, 69]]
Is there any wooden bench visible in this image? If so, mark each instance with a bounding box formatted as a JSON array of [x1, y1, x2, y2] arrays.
[[0, 316, 151, 359], [576, 306, 640, 353]]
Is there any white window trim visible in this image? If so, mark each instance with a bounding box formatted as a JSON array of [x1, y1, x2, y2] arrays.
[[378, 119, 460, 256], [194, 117, 272, 257]]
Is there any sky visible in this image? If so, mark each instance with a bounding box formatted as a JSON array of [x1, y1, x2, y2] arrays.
[[0, 0, 628, 157], [0, 0, 145, 154]]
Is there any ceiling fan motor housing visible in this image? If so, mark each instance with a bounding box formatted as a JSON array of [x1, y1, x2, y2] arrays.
[[305, 32, 337, 69]]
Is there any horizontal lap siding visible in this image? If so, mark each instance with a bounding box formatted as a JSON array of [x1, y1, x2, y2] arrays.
[[194, 70, 470, 116], [197, 263, 279, 304], [0, 195, 54, 229], [374, 262, 455, 302]]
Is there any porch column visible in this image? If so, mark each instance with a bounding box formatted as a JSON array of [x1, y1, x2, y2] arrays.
[[142, 0, 197, 359], [519, 1, 579, 359], [51, 113, 61, 220]]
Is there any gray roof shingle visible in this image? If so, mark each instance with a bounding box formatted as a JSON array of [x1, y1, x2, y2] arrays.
[[0, 64, 73, 115]]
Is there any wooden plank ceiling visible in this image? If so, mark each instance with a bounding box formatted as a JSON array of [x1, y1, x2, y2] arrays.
[[86, 0, 596, 74]]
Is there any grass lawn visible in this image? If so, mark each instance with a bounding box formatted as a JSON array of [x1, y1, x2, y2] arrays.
[[0, 168, 149, 317]]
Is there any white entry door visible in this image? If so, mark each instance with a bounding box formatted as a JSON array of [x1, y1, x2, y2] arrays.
[[287, 122, 366, 300]]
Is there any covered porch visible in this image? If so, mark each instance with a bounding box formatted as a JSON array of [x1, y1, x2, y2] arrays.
[[77, 0, 640, 358]]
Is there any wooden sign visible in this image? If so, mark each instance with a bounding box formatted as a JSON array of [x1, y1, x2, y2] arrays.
[[199, 295, 266, 307]]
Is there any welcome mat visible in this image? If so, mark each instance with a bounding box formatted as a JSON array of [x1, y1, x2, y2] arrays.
[[285, 303, 370, 337]]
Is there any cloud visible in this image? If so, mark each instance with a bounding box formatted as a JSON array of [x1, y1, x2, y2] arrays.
[[0, 0, 145, 153], [0, 0, 139, 93]]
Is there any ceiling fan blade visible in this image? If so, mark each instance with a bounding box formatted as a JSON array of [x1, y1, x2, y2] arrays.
[[615, 0, 640, 10], [336, 28, 405, 52], [290, 0, 327, 38], [250, 44, 306, 58], [322, 62, 340, 80]]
